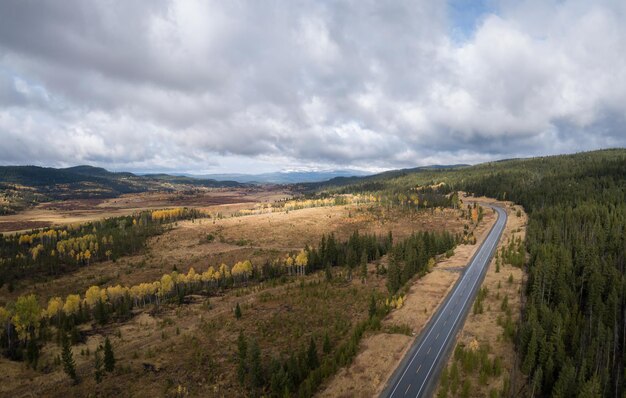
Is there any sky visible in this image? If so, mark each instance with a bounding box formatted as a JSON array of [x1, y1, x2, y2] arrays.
[[0, 0, 625, 174]]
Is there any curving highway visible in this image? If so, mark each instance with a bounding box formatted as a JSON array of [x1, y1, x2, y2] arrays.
[[381, 205, 507, 398]]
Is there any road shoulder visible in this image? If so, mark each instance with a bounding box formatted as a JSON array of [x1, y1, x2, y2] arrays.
[[433, 197, 527, 397]]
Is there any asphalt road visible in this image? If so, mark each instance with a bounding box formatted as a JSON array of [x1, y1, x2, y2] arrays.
[[381, 205, 507, 398]]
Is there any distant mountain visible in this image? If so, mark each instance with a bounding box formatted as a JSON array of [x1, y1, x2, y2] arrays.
[[186, 169, 373, 184], [0, 165, 243, 214]]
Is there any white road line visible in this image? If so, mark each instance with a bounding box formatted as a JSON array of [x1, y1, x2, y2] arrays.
[[413, 207, 505, 398], [387, 257, 475, 397], [387, 207, 505, 398], [404, 384, 411, 395]]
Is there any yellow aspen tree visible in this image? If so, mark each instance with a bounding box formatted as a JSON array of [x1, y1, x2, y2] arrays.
[[106, 285, 126, 305], [159, 274, 174, 298], [63, 294, 81, 316], [295, 250, 308, 276], [219, 263, 230, 281], [130, 285, 142, 306], [46, 297, 63, 319], [187, 267, 198, 284], [231, 262, 242, 282], [285, 255, 294, 276], [242, 260, 253, 281], [85, 286, 103, 308], [12, 294, 41, 342]]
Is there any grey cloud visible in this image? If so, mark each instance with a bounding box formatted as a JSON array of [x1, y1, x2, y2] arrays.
[[0, 0, 625, 173]]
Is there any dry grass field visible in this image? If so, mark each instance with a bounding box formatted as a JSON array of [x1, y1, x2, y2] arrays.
[[0, 188, 289, 234], [0, 189, 479, 397]]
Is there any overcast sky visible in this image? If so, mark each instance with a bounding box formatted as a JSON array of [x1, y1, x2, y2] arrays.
[[0, 0, 625, 174]]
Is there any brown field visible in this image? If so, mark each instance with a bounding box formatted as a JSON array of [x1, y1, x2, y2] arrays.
[[0, 188, 290, 234], [0, 190, 479, 397]]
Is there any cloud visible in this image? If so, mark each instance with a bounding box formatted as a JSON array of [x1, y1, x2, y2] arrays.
[[0, 0, 624, 173]]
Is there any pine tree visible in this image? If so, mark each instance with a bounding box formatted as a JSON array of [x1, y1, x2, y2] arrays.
[[249, 340, 262, 388], [26, 337, 40, 369], [237, 330, 247, 384], [360, 249, 368, 283], [103, 336, 115, 372], [386, 255, 401, 294], [235, 302, 242, 319], [61, 334, 78, 383], [323, 332, 331, 354], [369, 295, 377, 318], [325, 263, 332, 281], [307, 337, 319, 370], [94, 348, 104, 383]]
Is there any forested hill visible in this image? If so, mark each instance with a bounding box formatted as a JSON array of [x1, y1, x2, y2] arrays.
[[317, 148, 626, 397], [299, 164, 470, 192], [0, 165, 242, 214], [311, 149, 625, 203]]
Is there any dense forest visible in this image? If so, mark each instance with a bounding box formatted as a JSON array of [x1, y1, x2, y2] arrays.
[[318, 148, 625, 397], [386, 230, 457, 294], [461, 151, 626, 397]]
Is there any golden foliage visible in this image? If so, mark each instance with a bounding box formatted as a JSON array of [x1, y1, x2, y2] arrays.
[[63, 294, 81, 315]]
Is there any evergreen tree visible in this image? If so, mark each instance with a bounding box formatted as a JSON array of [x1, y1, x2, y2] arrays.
[[61, 334, 77, 383], [360, 249, 368, 283], [103, 336, 115, 373], [26, 337, 39, 369], [325, 263, 332, 281], [237, 330, 247, 384], [323, 332, 331, 354], [307, 337, 319, 370], [249, 340, 262, 388], [235, 302, 242, 319], [94, 348, 104, 383], [369, 295, 377, 318], [386, 255, 401, 294]]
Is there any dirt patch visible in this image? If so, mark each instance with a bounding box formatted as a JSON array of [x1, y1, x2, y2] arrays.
[[0, 220, 52, 232]]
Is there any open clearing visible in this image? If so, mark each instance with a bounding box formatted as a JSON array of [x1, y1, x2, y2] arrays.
[[0, 188, 289, 234]]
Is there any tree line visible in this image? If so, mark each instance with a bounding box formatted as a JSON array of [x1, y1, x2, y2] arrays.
[[386, 229, 458, 294], [0, 207, 204, 288]]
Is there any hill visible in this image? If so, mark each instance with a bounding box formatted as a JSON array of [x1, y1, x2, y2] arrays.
[[0, 165, 242, 214]]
